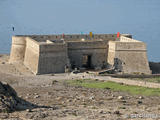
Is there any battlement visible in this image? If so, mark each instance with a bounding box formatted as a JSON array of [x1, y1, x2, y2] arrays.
[[13, 34, 120, 42]]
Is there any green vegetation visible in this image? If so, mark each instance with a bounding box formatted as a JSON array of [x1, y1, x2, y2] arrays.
[[67, 79, 160, 96]]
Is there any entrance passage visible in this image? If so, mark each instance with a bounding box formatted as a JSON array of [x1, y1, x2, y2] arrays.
[[82, 55, 92, 69]]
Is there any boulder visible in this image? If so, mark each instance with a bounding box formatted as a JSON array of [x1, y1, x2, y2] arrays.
[[0, 81, 24, 112]]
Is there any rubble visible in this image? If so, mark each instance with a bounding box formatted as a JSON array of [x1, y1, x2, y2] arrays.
[[0, 81, 34, 113]]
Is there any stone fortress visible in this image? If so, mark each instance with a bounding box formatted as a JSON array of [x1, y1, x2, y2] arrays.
[[9, 33, 151, 75]]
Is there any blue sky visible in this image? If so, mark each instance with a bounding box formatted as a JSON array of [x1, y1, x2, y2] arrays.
[[0, 0, 160, 61]]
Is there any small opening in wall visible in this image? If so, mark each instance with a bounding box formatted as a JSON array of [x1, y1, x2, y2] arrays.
[[82, 55, 92, 69]]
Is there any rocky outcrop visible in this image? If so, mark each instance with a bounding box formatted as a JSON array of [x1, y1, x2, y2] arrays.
[[0, 81, 33, 113], [0, 81, 19, 112]]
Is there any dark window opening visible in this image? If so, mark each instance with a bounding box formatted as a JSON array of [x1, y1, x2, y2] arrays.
[[82, 55, 92, 69]]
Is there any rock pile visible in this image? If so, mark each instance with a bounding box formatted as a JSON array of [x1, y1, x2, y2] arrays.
[[0, 81, 23, 112]]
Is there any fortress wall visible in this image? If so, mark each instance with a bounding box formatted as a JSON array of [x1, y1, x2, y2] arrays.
[[63, 34, 117, 41], [68, 49, 108, 69], [17, 34, 117, 42], [115, 50, 151, 74], [39, 43, 66, 52], [115, 42, 146, 51], [24, 37, 40, 74], [11, 34, 132, 43], [9, 36, 26, 63], [37, 43, 68, 74], [114, 41, 151, 74], [68, 41, 108, 69], [107, 41, 116, 66], [9, 33, 151, 75], [68, 41, 108, 49]]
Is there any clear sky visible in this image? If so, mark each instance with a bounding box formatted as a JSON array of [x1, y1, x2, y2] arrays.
[[0, 0, 160, 61]]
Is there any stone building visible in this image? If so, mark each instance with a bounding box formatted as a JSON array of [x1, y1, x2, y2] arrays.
[[9, 33, 151, 75]]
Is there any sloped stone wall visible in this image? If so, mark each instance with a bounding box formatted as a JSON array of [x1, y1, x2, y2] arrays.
[[37, 43, 68, 74], [111, 37, 151, 74], [9, 36, 26, 63], [23, 37, 40, 74]]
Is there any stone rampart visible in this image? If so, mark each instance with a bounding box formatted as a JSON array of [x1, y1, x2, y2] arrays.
[[110, 36, 151, 74], [23, 37, 40, 74], [68, 40, 108, 50], [68, 41, 108, 69], [14, 34, 118, 42], [9, 36, 26, 63], [115, 42, 146, 51], [37, 43, 68, 74], [39, 43, 67, 52], [107, 41, 116, 66]]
